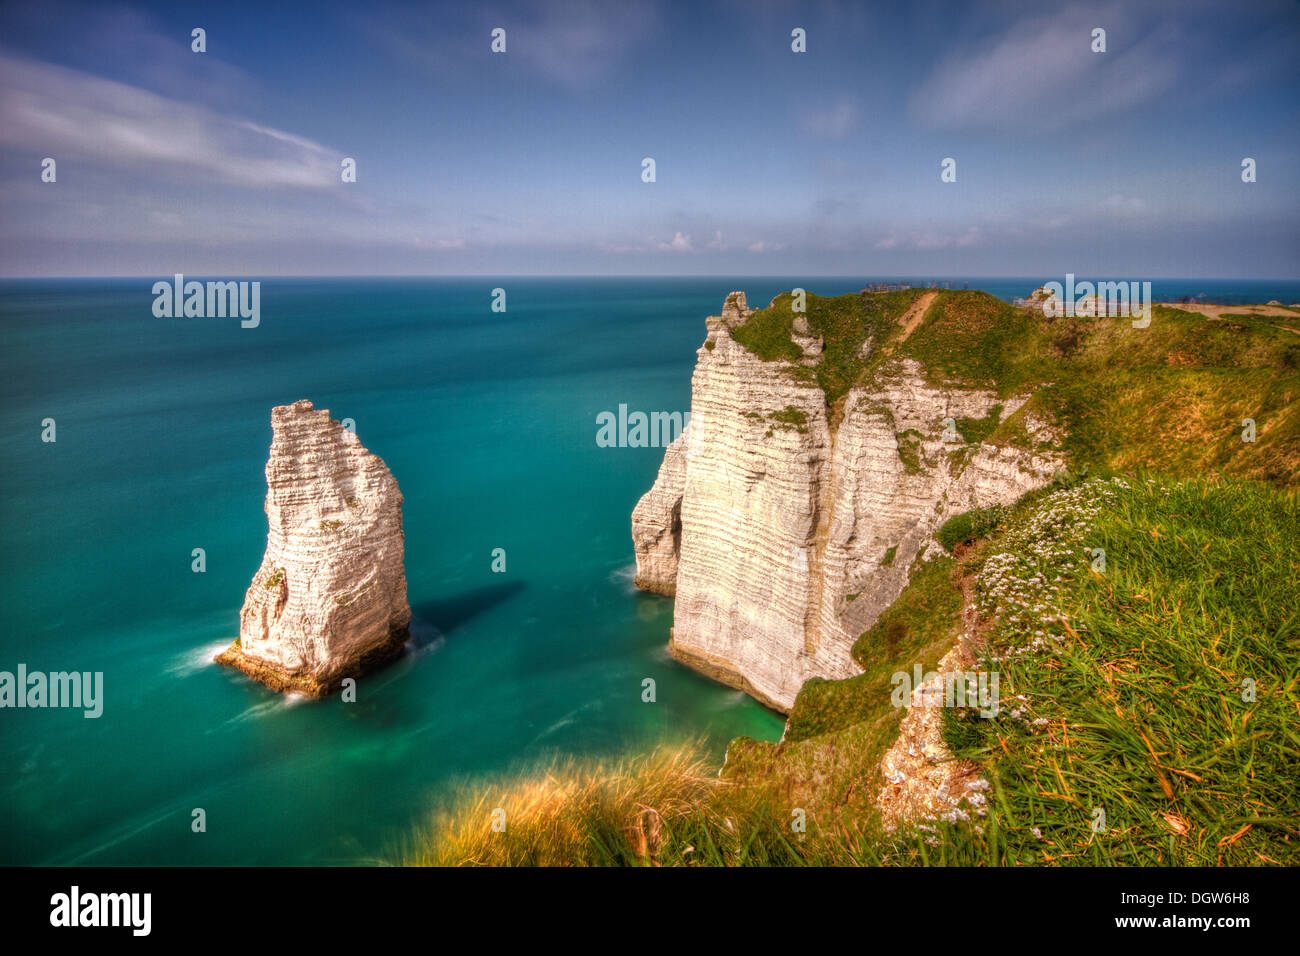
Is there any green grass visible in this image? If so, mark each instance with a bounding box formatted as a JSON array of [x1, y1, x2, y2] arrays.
[[936, 504, 1005, 552], [896, 428, 924, 473], [1037, 306, 1300, 485], [732, 290, 925, 404], [769, 406, 809, 431], [897, 291, 1053, 395], [727, 475, 1298, 866], [955, 405, 1002, 444], [947, 476, 1300, 865]]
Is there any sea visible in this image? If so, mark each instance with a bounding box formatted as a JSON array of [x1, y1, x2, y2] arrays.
[[2, 276, 1297, 865]]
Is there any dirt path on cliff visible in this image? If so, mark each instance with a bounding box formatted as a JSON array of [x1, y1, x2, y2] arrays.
[[1164, 302, 1299, 319], [1163, 302, 1300, 335], [893, 291, 939, 345], [875, 556, 988, 832]]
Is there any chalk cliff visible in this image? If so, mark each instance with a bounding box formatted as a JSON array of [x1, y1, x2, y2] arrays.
[[216, 399, 411, 695], [633, 292, 1062, 712]]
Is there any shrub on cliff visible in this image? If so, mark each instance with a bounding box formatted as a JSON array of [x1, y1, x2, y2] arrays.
[[936, 505, 1004, 552]]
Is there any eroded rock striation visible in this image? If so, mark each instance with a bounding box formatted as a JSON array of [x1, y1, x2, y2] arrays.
[[216, 399, 411, 695], [633, 292, 1062, 712]]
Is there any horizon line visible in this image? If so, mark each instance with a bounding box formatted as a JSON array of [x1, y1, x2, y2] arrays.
[[3, 274, 1298, 282]]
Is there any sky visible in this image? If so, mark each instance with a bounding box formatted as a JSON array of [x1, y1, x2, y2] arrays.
[[0, 0, 1297, 277]]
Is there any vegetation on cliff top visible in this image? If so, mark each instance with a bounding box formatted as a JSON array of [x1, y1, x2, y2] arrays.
[[731, 289, 924, 403], [1040, 305, 1300, 486], [732, 287, 1051, 401], [733, 289, 1300, 486]]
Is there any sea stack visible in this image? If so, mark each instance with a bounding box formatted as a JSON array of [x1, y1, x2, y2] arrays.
[[216, 400, 411, 696]]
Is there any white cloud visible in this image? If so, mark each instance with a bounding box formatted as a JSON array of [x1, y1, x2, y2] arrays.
[[514, 0, 661, 90], [909, 5, 1180, 131], [657, 231, 693, 252], [0, 55, 342, 189]]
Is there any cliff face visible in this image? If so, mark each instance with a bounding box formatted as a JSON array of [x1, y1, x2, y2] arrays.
[[216, 399, 411, 695], [633, 292, 1062, 712], [631, 432, 687, 596]]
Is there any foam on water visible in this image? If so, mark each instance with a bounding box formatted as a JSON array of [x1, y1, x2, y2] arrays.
[[610, 562, 640, 594], [168, 639, 239, 678]]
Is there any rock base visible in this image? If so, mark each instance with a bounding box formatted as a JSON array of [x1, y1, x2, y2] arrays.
[[633, 575, 675, 597], [214, 625, 410, 697], [667, 633, 789, 715]]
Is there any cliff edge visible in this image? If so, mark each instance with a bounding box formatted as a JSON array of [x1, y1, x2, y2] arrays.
[[216, 399, 411, 695]]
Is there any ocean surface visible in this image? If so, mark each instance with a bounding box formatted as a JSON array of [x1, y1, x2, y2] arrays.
[[3, 275, 1298, 866]]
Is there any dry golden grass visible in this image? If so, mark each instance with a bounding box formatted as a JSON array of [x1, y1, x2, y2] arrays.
[[399, 743, 738, 867]]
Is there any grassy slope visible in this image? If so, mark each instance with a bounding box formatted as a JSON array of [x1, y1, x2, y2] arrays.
[[951, 476, 1300, 864], [1040, 306, 1300, 485]]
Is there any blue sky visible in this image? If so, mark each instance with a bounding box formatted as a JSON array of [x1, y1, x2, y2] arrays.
[[1, 0, 1297, 276]]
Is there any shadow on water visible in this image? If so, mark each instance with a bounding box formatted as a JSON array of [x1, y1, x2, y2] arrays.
[[409, 581, 527, 647]]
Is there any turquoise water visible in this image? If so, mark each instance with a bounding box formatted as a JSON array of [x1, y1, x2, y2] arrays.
[[2, 276, 1297, 865]]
